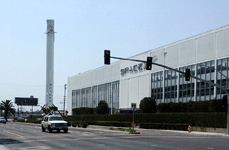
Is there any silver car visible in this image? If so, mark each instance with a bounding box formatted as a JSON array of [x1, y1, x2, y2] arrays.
[[0, 116, 6, 124]]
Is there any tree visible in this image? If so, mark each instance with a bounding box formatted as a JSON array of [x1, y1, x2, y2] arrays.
[[139, 97, 157, 113], [96, 100, 109, 114], [1, 100, 15, 121]]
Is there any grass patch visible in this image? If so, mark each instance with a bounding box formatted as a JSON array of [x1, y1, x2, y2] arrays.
[[109, 127, 125, 131], [109, 127, 137, 133], [126, 127, 137, 133]]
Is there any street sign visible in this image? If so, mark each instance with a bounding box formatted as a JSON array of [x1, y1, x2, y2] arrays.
[[131, 103, 136, 111]]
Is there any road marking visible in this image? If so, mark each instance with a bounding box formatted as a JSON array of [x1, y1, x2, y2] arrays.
[[24, 139, 47, 143], [83, 133, 94, 136], [151, 145, 157, 147], [208, 148, 214, 150], [17, 146, 52, 150], [0, 145, 11, 150], [3, 130, 24, 138]]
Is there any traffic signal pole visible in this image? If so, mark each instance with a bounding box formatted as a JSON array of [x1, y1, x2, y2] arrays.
[[108, 55, 229, 135]]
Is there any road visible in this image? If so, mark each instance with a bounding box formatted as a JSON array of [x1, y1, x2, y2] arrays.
[[0, 122, 229, 150]]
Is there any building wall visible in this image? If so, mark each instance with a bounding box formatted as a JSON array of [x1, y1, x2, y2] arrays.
[[67, 25, 229, 115], [67, 62, 120, 115], [119, 51, 152, 108]]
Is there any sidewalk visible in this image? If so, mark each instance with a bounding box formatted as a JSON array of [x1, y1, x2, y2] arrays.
[[70, 125, 229, 137], [134, 127, 229, 137], [69, 125, 130, 134]]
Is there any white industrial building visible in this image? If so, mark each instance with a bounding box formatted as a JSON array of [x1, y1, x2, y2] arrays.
[[67, 25, 229, 115]]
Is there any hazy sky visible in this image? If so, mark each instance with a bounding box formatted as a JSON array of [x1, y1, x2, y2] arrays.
[[0, 0, 228, 112]]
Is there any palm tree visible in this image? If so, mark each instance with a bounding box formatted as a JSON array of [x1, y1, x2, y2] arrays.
[[0, 100, 15, 121]]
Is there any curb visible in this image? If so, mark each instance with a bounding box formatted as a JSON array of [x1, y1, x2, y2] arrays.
[[69, 126, 129, 134], [135, 128, 229, 137]]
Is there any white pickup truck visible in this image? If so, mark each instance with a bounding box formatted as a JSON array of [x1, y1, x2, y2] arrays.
[[41, 115, 68, 133]]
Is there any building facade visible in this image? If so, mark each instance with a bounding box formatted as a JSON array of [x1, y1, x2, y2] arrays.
[[67, 25, 229, 115]]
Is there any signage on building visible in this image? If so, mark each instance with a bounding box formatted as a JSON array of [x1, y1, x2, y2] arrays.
[[120, 55, 157, 76], [120, 62, 146, 76]]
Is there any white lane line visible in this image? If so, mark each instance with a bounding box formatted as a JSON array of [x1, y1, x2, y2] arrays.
[[24, 139, 47, 143], [3, 130, 24, 138], [17, 146, 52, 149], [208, 148, 214, 150]]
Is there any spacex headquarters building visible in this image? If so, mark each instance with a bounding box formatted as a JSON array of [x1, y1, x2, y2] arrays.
[[67, 25, 229, 115]]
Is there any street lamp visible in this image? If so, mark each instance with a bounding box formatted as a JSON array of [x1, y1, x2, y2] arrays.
[[60, 101, 64, 115]]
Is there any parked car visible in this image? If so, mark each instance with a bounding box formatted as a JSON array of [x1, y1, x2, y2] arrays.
[[0, 116, 6, 124]]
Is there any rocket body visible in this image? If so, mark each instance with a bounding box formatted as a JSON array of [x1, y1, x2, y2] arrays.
[[45, 20, 55, 107]]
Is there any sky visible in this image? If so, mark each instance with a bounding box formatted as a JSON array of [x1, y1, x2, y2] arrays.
[[0, 0, 228, 112]]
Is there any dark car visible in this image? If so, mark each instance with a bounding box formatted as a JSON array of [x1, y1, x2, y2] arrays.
[[0, 116, 6, 124]]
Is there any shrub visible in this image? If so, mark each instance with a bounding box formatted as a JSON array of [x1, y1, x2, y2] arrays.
[[139, 97, 157, 113], [64, 112, 226, 129], [139, 123, 188, 131], [87, 121, 131, 127], [17, 119, 25, 122], [67, 121, 72, 126], [96, 100, 109, 114], [78, 121, 88, 128], [72, 121, 78, 127]]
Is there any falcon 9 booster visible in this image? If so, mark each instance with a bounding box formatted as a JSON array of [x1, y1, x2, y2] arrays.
[[45, 19, 55, 107]]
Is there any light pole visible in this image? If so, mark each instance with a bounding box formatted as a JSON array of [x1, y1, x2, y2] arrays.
[[163, 51, 167, 103], [60, 101, 64, 115], [63, 84, 67, 115], [110, 95, 113, 115]]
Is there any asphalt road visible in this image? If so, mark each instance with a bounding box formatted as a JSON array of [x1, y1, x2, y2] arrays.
[[0, 122, 229, 150]]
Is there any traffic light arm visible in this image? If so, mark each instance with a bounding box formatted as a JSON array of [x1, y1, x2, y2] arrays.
[[110, 56, 146, 63]]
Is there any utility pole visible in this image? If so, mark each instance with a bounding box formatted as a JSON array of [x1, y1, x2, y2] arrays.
[[110, 95, 113, 115], [63, 84, 67, 115]]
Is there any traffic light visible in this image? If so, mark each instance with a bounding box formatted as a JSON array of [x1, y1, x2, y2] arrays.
[[146, 57, 152, 70], [104, 50, 110, 65], [185, 68, 190, 81]]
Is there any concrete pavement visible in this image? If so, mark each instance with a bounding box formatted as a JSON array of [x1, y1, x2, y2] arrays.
[[12, 122, 229, 137]]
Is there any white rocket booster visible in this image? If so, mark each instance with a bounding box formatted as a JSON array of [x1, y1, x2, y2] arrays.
[[45, 19, 55, 107]]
